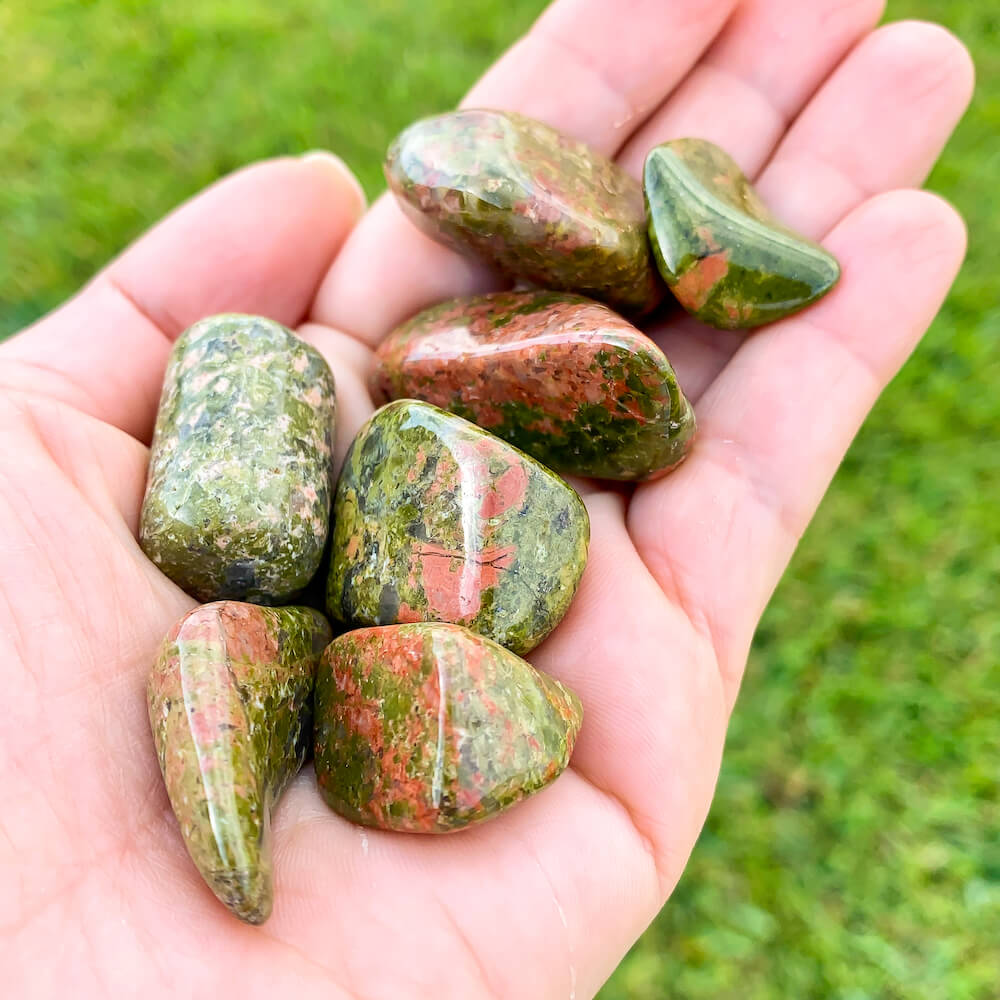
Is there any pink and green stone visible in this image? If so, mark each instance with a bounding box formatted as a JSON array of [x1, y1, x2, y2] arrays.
[[140, 314, 336, 605], [385, 109, 664, 315], [327, 400, 589, 656], [314, 623, 582, 833], [371, 290, 696, 481], [147, 602, 332, 924], [644, 139, 841, 330]]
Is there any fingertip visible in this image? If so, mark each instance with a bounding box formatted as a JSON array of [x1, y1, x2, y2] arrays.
[[830, 187, 968, 280], [871, 19, 976, 112], [300, 150, 369, 219], [904, 187, 969, 263]]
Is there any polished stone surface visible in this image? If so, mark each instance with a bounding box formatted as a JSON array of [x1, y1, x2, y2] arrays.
[[147, 602, 332, 923], [644, 139, 840, 329], [140, 314, 336, 604], [327, 400, 589, 655], [386, 109, 663, 315], [372, 290, 696, 481], [314, 623, 582, 832]]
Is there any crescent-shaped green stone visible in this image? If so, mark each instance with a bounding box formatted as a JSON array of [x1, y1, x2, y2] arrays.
[[644, 139, 841, 330]]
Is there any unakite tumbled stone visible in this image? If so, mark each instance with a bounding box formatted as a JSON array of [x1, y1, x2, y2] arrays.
[[385, 109, 663, 315], [147, 602, 332, 923], [140, 314, 336, 604], [314, 623, 582, 832], [644, 139, 841, 329], [372, 290, 696, 481], [327, 400, 589, 655]]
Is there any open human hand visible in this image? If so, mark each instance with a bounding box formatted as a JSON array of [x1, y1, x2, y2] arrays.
[[0, 1, 973, 996]]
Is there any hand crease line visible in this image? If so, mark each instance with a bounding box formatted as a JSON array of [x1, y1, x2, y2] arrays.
[[433, 894, 503, 1000], [102, 272, 180, 344], [0, 361, 106, 434], [514, 829, 577, 1000], [576, 771, 670, 899], [792, 313, 887, 391], [626, 514, 722, 673], [259, 930, 366, 1000]]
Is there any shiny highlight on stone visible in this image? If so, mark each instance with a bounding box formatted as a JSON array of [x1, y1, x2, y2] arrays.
[[386, 109, 664, 315], [147, 602, 332, 923], [327, 400, 590, 655], [314, 623, 583, 832], [140, 314, 336, 604], [372, 290, 696, 481], [644, 139, 840, 329]]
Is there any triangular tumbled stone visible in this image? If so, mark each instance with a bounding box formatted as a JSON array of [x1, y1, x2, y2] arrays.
[[314, 623, 582, 832], [644, 139, 840, 329], [327, 400, 589, 655]]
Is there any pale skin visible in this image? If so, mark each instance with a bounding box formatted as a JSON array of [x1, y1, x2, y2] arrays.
[[0, 0, 974, 996]]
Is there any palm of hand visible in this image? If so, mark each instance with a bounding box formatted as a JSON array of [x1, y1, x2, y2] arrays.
[[0, 2, 972, 996]]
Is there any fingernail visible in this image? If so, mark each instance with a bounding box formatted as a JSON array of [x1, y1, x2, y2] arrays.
[[300, 150, 368, 215]]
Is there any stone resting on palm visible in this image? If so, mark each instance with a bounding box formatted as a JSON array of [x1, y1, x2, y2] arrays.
[[0, 0, 973, 996]]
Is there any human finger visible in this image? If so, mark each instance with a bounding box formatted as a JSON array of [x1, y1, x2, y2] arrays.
[[653, 18, 975, 400], [0, 154, 366, 441], [630, 190, 968, 702], [309, 0, 739, 346]]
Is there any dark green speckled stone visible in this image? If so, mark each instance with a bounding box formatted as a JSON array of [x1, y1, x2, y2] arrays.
[[140, 314, 336, 604], [644, 139, 840, 329], [385, 109, 664, 315], [147, 602, 332, 923], [314, 623, 582, 833], [327, 400, 589, 655], [372, 290, 696, 481]]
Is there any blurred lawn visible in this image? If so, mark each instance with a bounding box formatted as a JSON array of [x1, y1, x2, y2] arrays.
[[4, 1, 998, 997]]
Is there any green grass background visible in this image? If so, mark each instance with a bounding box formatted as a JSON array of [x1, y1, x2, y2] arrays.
[[4, 1, 997, 996]]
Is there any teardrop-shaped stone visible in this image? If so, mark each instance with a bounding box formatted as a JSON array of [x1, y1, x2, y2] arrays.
[[385, 109, 664, 315], [644, 139, 840, 329], [327, 400, 589, 655], [140, 313, 336, 605], [371, 290, 696, 481], [147, 602, 332, 923], [314, 623, 582, 832]]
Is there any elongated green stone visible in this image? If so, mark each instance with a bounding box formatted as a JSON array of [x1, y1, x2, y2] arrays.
[[314, 623, 582, 832], [644, 139, 841, 329], [140, 314, 336, 604], [327, 400, 589, 655], [372, 290, 696, 481], [385, 109, 664, 315], [147, 602, 332, 923]]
